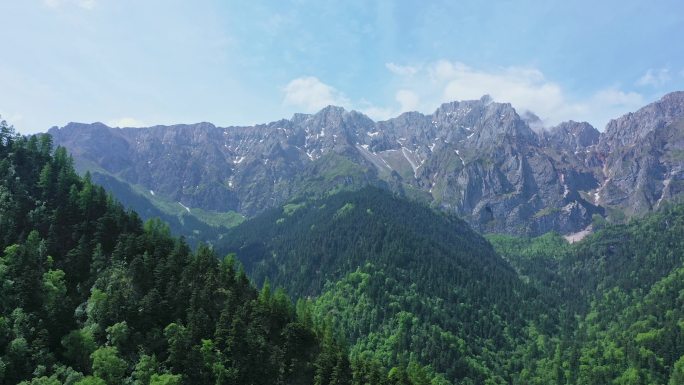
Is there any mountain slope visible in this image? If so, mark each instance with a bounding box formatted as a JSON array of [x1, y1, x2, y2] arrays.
[[595, 91, 684, 216], [49, 95, 618, 236], [3, 115, 457, 385], [490, 203, 684, 384], [47, 91, 684, 235], [218, 187, 553, 383], [220, 185, 684, 384]]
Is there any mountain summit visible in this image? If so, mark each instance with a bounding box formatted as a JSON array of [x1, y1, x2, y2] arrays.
[[49, 91, 684, 236]]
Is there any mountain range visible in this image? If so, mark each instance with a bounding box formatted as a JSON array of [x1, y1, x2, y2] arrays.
[[48, 91, 684, 236], [3, 107, 684, 384]]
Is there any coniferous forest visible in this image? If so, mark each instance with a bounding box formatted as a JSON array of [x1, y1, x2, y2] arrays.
[[1, 116, 684, 385], [0, 121, 391, 384]]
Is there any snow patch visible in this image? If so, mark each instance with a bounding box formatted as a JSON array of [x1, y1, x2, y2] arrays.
[[401, 147, 420, 177], [378, 156, 392, 170], [593, 177, 611, 204], [560, 174, 570, 198], [356, 145, 392, 171], [655, 178, 672, 208], [178, 202, 191, 213], [455, 150, 465, 166]]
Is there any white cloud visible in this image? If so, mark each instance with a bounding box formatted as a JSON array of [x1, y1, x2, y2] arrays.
[[359, 106, 395, 121], [592, 88, 643, 106], [436, 61, 567, 121], [636, 68, 671, 87], [43, 0, 96, 10], [282, 61, 646, 130], [395, 89, 420, 112], [380, 59, 645, 129], [0, 110, 24, 126], [107, 117, 146, 127], [78, 0, 96, 9], [385, 62, 419, 77], [282, 76, 349, 112]]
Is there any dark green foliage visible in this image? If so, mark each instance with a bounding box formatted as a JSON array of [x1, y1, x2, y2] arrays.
[[490, 205, 684, 384], [0, 125, 416, 385], [223, 187, 684, 384], [2, 116, 682, 384], [219, 188, 555, 383]]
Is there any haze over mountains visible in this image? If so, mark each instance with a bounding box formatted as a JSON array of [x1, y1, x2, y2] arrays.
[[48, 91, 684, 236]]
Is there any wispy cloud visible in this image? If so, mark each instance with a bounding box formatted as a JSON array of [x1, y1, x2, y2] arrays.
[[282, 76, 349, 112], [592, 88, 643, 107], [0, 110, 24, 126], [385, 62, 419, 77], [283, 61, 647, 129], [435, 60, 568, 121], [43, 0, 96, 10], [107, 117, 146, 128], [376, 60, 644, 129], [395, 89, 419, 111], [636, 68, 671, 87]]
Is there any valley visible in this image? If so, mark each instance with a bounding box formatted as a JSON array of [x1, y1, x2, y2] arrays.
[[1, 99, 684, 383], [3, 2, 684, 384]]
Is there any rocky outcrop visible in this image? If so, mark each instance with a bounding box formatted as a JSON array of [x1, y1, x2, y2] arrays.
[[48, 92, 684, 236], [542, 121, 600, 153], [594, 92, 684, 216]]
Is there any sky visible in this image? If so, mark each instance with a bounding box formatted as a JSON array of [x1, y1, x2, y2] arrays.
[[1, 0, 684, 134]]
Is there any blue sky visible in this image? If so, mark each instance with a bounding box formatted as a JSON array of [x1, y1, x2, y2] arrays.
[[1, 0, 683, 134]]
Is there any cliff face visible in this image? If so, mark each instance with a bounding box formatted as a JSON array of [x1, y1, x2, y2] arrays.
[[49, 92, 684, 236], [595, 91, 684, 216]]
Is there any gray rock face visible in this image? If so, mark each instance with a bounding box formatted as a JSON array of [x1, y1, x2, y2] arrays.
[[599, 92, 684, 151], [594, 92, 684, 216], [542, 121, 600, 153], [48, 91, 684, 236]]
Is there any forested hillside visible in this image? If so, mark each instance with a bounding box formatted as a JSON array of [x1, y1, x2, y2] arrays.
[[218, 188, 563, 384], [0, 122, 435, 385], [2, 115, 683, 385], [222, 186, 684, 384], [490, 205, 684, 384]]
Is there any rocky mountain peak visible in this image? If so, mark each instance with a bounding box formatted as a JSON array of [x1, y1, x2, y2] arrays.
[[520, 111, 545, 133], [47, 92, 684, 236], [600, 91, 684, 151], [313, 105, 347, 119], [543, 121, 599, 152], [290, 112, 312, 124]]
